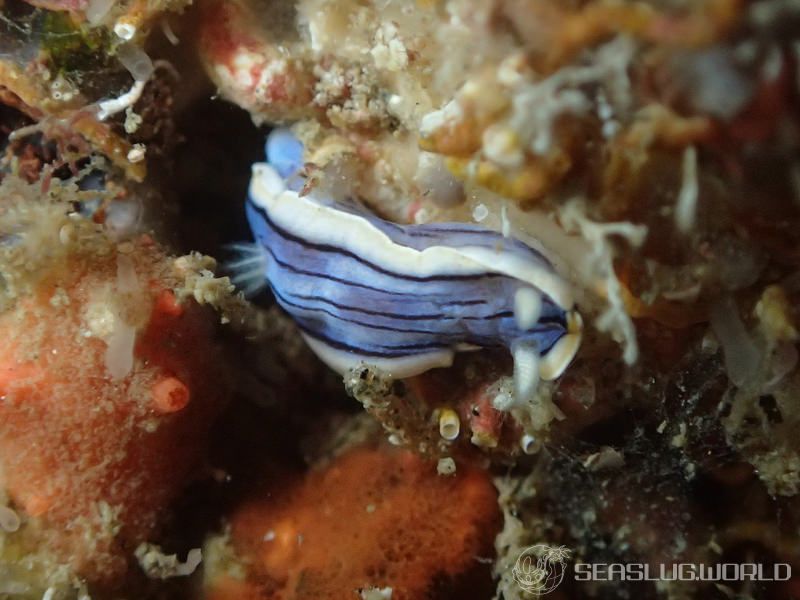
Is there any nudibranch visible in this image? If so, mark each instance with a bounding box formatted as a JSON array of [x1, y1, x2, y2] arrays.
[[233, 129, 582, 400]]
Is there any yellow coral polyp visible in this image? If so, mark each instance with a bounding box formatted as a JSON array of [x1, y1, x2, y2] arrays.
[[419, 114, 485, 157], [445, 154, 571, 202], [438, 407, 461, 441], [756, 286, 799, 343]]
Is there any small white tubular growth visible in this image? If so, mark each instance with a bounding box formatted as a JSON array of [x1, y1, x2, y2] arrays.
[[438, 408, 461, 441], [116, 43, 154, 82], [105, 321, 136, 380], [520, 434, 540, 454], [360, 587, 393, 600], [86, 0, 115, 25], [710, 296, 760, 387], [514, 287, 542, 331], [161, 19, 180, 46], [437, 457, 457, 476], [0, 505, 20, 532], [97, 80, 146, 121], [512, 342, 540, 403], [114, 20, 136, 40], [116, 253, 140, 293], [472, 203, 489, 222], [675, 146, 698, 234]]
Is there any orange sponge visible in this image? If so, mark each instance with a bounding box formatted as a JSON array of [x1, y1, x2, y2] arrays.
[[0, 236, 229, 587], [206, 445, 500, 600]]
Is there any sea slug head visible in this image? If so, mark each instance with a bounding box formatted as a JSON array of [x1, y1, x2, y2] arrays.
[[536, 309, 583, 381], [265, 127, 305, 189], [511, 290, 582, 402]]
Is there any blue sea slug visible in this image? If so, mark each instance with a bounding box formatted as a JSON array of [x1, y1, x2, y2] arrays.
[[232, 129, 582, 400]]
